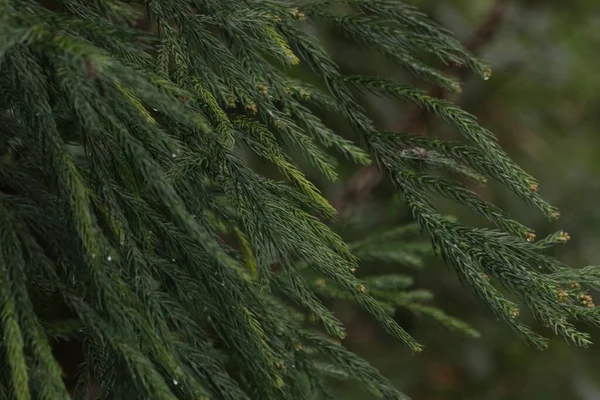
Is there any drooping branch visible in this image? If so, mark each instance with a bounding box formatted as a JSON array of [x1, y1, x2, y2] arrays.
[[332, 0, 512, 216]]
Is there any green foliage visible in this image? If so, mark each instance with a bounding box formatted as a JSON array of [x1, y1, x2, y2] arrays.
[[0, 0, 598, 399]]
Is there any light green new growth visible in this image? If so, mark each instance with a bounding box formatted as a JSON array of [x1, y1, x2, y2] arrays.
[[0, 0, 598, 399]]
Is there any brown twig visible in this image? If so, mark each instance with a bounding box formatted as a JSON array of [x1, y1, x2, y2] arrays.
[[465, 0, 513, 55], [332, 0, 512, 217]]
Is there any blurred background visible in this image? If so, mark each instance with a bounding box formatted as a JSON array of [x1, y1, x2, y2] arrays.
[[306, 0, 600, 398]]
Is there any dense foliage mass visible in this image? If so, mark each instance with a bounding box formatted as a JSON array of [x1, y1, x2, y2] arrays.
[[0, 0, 598, 399]]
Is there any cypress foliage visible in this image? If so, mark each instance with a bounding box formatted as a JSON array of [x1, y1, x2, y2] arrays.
[[0, 1, 597, 399]]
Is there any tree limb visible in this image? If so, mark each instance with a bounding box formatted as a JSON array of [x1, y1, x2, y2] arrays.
[[332, 0, 512, 217]]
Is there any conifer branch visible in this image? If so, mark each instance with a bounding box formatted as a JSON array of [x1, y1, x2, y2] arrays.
[[0, 1, 597, 398], [334, 0, 512, 216]]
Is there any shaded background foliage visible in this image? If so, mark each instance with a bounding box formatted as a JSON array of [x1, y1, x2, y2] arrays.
[[321, 0, 600, 399]]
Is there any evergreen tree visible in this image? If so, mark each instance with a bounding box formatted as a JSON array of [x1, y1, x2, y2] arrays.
[[0, 1, 597, 399]]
